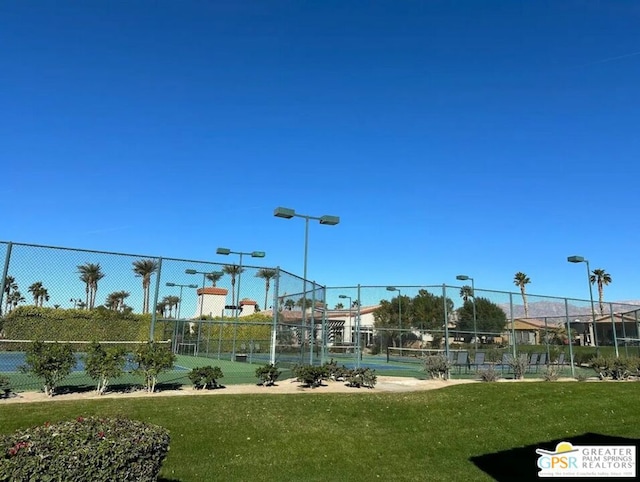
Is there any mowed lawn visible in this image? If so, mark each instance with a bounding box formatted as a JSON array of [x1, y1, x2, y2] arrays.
[[1, 382, 639, 481]]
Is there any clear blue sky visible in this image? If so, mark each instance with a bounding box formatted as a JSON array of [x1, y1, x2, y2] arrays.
[[2, 1, 639, 303]]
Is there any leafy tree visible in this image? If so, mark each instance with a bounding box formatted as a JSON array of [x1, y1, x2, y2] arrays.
[[456, 297, 507, 336], [223, 264, 244, 307], [411, 289, 454, 331], [513, 272, 531, 318], [132, 259, 158, 314], [84, 341, 127, 395], [205, 271, 224, 286], [255, 268, 277, 312], [77, 263, 105, 310], [590, 268, 612, 315], [460, 285, 473, 302], [133, 342, 176, 392], [21, 341, 76, 396]]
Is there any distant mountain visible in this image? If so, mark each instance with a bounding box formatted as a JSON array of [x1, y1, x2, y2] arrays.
[[498, 300, 640, 320]]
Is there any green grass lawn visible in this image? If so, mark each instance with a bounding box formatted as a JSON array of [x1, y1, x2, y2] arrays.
[[1, 381, 639, 481]]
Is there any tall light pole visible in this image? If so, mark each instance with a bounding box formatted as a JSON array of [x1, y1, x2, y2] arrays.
[[567, 255, 599, 355], [217, 247, 265, 357], [456, 275, 477, 353], [274, 207, 340, 360], [165, 282, 198, 320], [185, 269, 224, 318], [338, 294, 352, 347], [386, 287, 402, 354]]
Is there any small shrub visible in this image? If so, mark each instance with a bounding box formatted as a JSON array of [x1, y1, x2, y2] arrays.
[[589, 356, 637, 380], [507, 354, 529, 380], [0, 375, 11, 398], [84, 341, 128, 395], [543, 365, 560, 382], [478, 365, 499, 382], [345, 367, 377, 388], [189, 366, 224, 389], [255, 363, 281, 386], [20, 341, 76, 396], [575, 372, 589, 382], [133, 341, 176, 392], [423, 354, 450, 380], [0, 417, 170, 481], [293, 364, 326, 388], [323, 359, 349, 381]]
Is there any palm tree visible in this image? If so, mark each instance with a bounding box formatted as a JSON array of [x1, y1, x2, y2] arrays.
[[161, 295, 180, 318], [77, 263, 105, 310], [335, 302, 344, 310], [284, 299, 295, 311], [27, 281, 49, 307], [460, 285, 474, 302], [132, 259, 159, 314], [590, 269, 612, 315], [156, 300, 168, 317], [206, 271, 224, 287], [7, 290, 25, 312], [513, 272, 531, 318], [222, 264, 244, 307], [105, 291, 130, 311], [2, 275, 18, 315], [255, 268, 277, 312]]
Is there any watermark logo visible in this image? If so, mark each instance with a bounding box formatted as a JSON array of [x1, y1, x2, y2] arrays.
[[536, 441, 636, 478]]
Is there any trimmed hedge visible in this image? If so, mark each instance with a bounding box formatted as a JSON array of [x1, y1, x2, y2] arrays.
[[0, 417, 170, 481]]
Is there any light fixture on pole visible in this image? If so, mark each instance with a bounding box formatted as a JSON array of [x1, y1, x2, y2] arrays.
[[386, 287, 402, 354], [338, 294, 352, 347], [456, 274, 478, 353], [217, 247, 265, 357], [274, 207, 340, 360], [165, 282, 198, 320], [567, 255, 599, 356], [185, 269, 225, 318]]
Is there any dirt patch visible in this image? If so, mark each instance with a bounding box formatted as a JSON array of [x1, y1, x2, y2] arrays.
[[2, 377, 479, 404]]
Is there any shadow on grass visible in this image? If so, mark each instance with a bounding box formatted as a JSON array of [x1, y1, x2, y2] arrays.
[[470, 433, 639, 482]]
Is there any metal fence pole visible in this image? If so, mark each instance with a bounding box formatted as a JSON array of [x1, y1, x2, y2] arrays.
[[565, 298, 576, 377], [609, 304, 619, 358], [149, 257, 163, 341], [442, 284, 450, 366], [0, 242, 13, 315], [269, 268, 280, 365], [510, 293, 517, 358], [356, 283, 362, 369]]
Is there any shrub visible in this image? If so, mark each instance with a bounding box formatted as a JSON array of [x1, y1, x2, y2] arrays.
[[589, 356, 638, 380], [478, 365, 500, 382], [20, 341, 76, 396], [0, 417, 170, 481], [255, 363, 281, 386], [345, 367, 377, 388], [322, 359, 349, 381], [542, 365, 560, 382], [293, 364, 326, 388], [0, 375, 10, 398], [507, 354, 529, 380], [84, 341, 128, 395], [133, 341, 176, 392], [575, 372, 589, 382], [188, 366, 224, 389], [423, 355, 450, 380]]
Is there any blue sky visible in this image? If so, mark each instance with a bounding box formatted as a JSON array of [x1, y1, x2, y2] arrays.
[[2, 1, 640, 304]]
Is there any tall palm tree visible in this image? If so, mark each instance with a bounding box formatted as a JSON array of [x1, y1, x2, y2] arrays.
[[2, 275, 18, 315], [335, 302, 344, 310], [163, 295, 180, 318], [206, 271, 224, 287], [7, 290, 25, 312], [255, 268, 277, 312], [156, 300, 168, 317], [513, 272, 531, 318], [105, 290, 129, 311], [284, 299, 295, 311], [222, 264, 244, 307], [77, 263, 105, 310], [28, 281, 44, 306], [590, 269, 612, 315], [459, 285, 474, 302], [132, 259, 159, 314]]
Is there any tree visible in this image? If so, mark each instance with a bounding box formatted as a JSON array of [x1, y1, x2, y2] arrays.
[[2, 276, 18, 315], [513, 272, 531, 318], [411, 289, 454, 331], [132, 259, 158, 314], [156, 300, 168, 317], [457, 297, 507, 336], [334, 302, 344, 310], [206, 271, 224, 286], [222, 264, 244, 307], [162, 295, 180, 318], [284, 299, 295, 311], [255, 268, 277, 312], [460, 285, 473, 302], [590, 269, 612, 315], [7, 290, 25, 312], [28, 281, 49, 307], [77, 263, 105, 310], [105, 291, 129, 312]]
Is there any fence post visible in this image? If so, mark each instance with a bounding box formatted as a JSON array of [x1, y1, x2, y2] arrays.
[[149, 257, 163, 341], [565, 298, 576, 377], [510, 293, 517, 358], [269, 267, 280, 365], [442, 284, 450, 364], [0, 242, 13, 315], [609, 304, 619, 358], [356, 283, 362, 369]]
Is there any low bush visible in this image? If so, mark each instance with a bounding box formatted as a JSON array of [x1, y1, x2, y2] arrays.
[[84, 341, 128, 395], [188, 366, 224, 389], [20, 341, 76, 396], [478, 365, 500, 382], [255, 363, 281, 386], [423, 355, 450, 380], [542, 365, 560, 382], [293, 364, 326, 388], [0, 416, 170, 482], [507, 353, 529, 380], [345, 367, 377, 388], [589, 356, 639, 380], [0, 375, 10, 398], [575, 372, 589, 382], [322, 359, 349, 381]]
